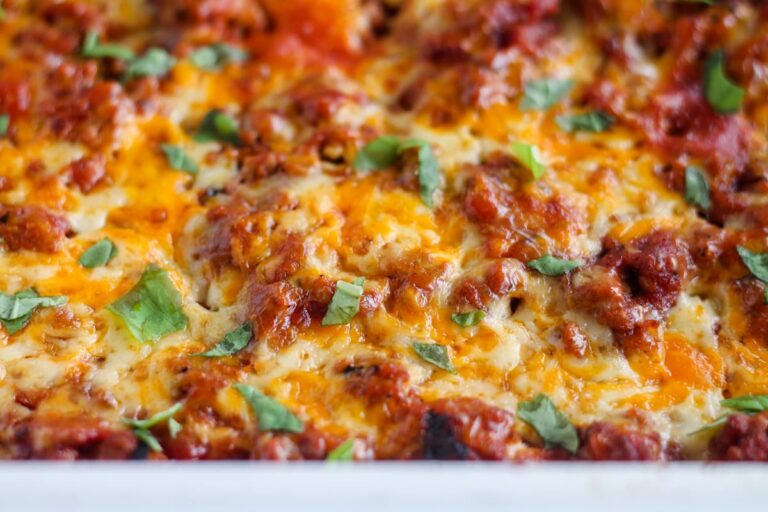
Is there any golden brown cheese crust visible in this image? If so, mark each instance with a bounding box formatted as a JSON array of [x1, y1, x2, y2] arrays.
[[1, 0, 768, 461]]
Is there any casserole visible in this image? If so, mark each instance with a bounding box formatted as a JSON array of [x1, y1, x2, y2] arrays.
[[1, 0, 768, 462]]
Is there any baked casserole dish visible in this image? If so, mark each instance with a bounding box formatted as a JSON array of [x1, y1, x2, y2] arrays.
[[1, 0, 768, 462]]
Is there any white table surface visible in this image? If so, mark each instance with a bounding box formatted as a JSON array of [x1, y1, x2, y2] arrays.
[[2, 463, 765, 512]]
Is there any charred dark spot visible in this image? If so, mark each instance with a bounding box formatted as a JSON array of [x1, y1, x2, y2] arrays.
[[423, 411, 470, 460], [340, 363, 377, 376], [130, 441, 151, 460], [510, 297, 523, 315]]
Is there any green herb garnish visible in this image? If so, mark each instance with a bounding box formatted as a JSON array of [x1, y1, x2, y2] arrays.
[[79, 238, 118, 268], [520, 79, 574, 111], [0, 114, 10, 136], [512, 142, 546, 180], [354, 136, 441, 207], [451, 310, 486, 327], [123, 402, 183, 453], [234, 383, 304, 433], [703, 49, 744, 114], [555, 112, 613, 133], [322, 278, 365, 326], [107, 264, 188, 342], [81, 31, 135, 61], [124, 48, 176, 80], [194, 110, 241, 146], [160, 144, 199, 174], [527, 255, 582, 276], [195, 322, 253, 357], [684, 165, 711, 211], [737, 246, 768, 303], [190, 44, 248, 71], [412, 342, 456, 374], [326, 439, 356, 462], [0, 289, 67, 335], [518, 393, 579, 454]]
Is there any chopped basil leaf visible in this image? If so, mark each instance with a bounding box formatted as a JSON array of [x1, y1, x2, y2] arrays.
[[355, 136, 441, 207], [190, 43, 248, 71], [412, 342, 456, 373], [195, 322, 252, 357], [134, 428, 162, 452], [124, 48, 176, 80], [512, 142, 546, 180], [123, 403, 183, 430], [107, 264, 188, 342], [354, 136, 401, 171], [81, 31, 135, 61], [322, 277, 365, 326], [737, 246, 768, 303], [0, 288, 67, 335], [194, 109, 241, 145], [0, 114, 9, 136], [79, 238, 118, 268], [520, 79, 574, 111], [690, 394, 768, 435], [684, 165, 711, 211], [123, 402, 182, 453], [517, 393, 579, 454], [326, 439, 356, 462], [721, 394, 768, 413], [234, 383, 304, 433], [527, 255, 582, 276], [555, 112, 613, 133], [168, 418, 182, 439], [451, 310, 486, 327], [401, 138, 440, 208], [0, 6, 5, 20], [688, 414, 729, 436], [703, 50, 744, 114], [160, 144, 199, 174]]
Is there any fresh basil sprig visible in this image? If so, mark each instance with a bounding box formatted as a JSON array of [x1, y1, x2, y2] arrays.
[[195, 322, 253, 357], [123, 402, 183, 453], [107, 264, 188, 342], [703, 50, 744, 114], [736, 246, 768, 303], [322, 278, 365, 326], [512, 142, 546, 180], [684, 165, 711, 211], [79, 238, 118, 268], [527, 255, 582, 276], [190, 44, 248, 71], [517, 393, 579, 454], [161, 144, 199, 174], [354, 136, 401, 171], [0, 289, 67, 335], [326, 439, 356, 462], [401, 139, 440, 208], [555, 112, 613, 133], [520, 79, 574, 111], [234, 383, 304, 433], [690, 394, 768, 435], [124, 48, 176, 80], [124, 403, 183, 430], [194, 110, 241, 146], [81, 31, 135, 60], [451, 310, 485, 327], [0, 114, 8, 136], [354, 136, 441, 207], [412, 342, 456, 374]]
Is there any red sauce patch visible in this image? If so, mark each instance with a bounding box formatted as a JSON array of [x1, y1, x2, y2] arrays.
[[709, 412, 768, 461], [0, 204, 71, 253]]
